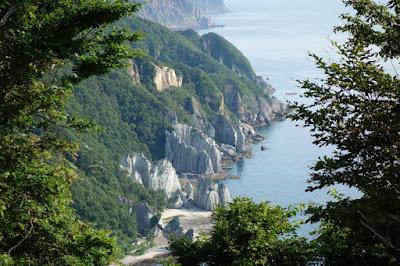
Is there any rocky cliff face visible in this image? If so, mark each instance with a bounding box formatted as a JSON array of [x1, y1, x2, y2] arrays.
[[138, 0, 224, 30], [120, 152, 152, 186], [128, 59, 141, 85], [135, 202, 153, 235], [120, 153, 182, 202], [153, 64, 183, 91], [191, 0, 228, 14], [165, 123, 222, 175], [150, 160, 182, 199], [212, 114, 246, 153], [224, 85, 286, 127], [190, 177, 231, 211]]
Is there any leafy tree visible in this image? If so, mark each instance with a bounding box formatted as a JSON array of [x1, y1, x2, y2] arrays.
[[0, 0, 141, 264], [291, 0, 400, 264], [169, 198, 312, 266]]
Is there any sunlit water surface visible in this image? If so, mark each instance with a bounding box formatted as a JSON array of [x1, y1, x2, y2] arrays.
[[199, 0, 360, 228]]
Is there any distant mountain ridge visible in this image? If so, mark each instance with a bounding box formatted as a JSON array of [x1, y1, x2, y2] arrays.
[[138, 0, 228, 30]]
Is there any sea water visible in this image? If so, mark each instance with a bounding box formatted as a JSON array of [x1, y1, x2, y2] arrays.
[[199, 0, 360, 214]]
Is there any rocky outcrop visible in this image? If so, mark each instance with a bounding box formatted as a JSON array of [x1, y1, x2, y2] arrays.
[[120, 153, 151, 186], [128, 59, 141, 85], [166, 124, 222, 175], [256, 96, 286, 123], [162, 216, 196, 241], [218, 183, 231, 207], [189, 177, 231, 211], [212, 114, 246, 153], [138, 0, 222, 30], [136, 202, 153, 235], [150, 160, 182, 199], [241, 123, 265, 143], [163, 216, 185, 238], [220, 144, 237, 157], [224, 86, 286, 127], [184, 97, 215, 137], [120, 153, 182, 204], [153, 64, 183, 91]]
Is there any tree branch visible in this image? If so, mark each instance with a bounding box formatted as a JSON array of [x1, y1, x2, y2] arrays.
[[358, 210, 400, 252], [8, 220, 34, 254], [0, 4, 18, 27]]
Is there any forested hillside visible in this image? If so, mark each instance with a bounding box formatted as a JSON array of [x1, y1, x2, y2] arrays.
[[68, 16, 283, 246]]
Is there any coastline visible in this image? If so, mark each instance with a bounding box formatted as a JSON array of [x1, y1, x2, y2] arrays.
[[121, 209, 212, 265]]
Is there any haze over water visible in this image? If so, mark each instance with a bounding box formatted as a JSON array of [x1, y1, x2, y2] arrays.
[[200, 0, 360, 209]]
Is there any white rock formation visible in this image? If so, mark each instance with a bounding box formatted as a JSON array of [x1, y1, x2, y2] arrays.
[[165, 124, 222, 175], [153, 64, 183, 91], [189, 177, 231, 211], [150, 160, 182, 199], [120, 153, 182, 208], [128, 59, 141, 85], [218, 183, 232, 207], [120, 152, 151, 186]]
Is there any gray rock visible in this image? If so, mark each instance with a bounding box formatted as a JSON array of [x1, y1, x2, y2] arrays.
[[261, 145, 268, 151], [163, 217, 184, 238], [150, 160, 182, 199], [223, 85, 286, 127], [191, 177, 227, 211], [205, 190, 220, 211], [127, 59, 141, 85], [182, 199, 196, 209], [241, 123, 257, 137], [180, 191, 188, 201], [166, 124, 222, 174], [220, 144, 237, 157], [185, 229, 194, 241], [136, 202, 152, 235], [168, 196, 184, 209], [184, 182, 194, 201], [121, 154, 183, 201], [187, 100, 216, 138], [213, 114, 246, 153], [253, 134, 265, 143], [256, 96, 286, 124], [120, 152, 151, 186], [235, 125, 246, 153], [213, 114, 237, 146], [218, 183, 232, 207]]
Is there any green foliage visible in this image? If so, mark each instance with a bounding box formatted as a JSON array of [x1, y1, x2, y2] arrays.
[[291, 0, 400, 264], [126, 17, 266, 99], [0, 0, 141, 264], [199, 32, 256, 80], [67, 15, 273, 245], [169, 198, 313, 265], [160, 257, 182, 266]]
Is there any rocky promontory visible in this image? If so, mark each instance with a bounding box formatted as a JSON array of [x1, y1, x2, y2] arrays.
[[138, 0, 227, 30]]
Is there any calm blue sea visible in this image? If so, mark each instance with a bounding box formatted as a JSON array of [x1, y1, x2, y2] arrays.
[[199, 0, 360, 215]]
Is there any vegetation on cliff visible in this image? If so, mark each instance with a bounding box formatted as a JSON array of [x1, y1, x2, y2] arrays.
[[67, 15, 275, 247], [0, 0, 141, 264], [167, 0, 400, 265]]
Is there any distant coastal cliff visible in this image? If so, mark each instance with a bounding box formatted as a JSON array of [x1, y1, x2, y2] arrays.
[[138, 0, 228, 30]]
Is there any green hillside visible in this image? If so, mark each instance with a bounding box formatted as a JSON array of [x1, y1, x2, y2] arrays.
[[68, 16, 271, 246]]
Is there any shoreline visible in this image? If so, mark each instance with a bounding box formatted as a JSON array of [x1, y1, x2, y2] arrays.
[[121, 208, 212, 265]]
